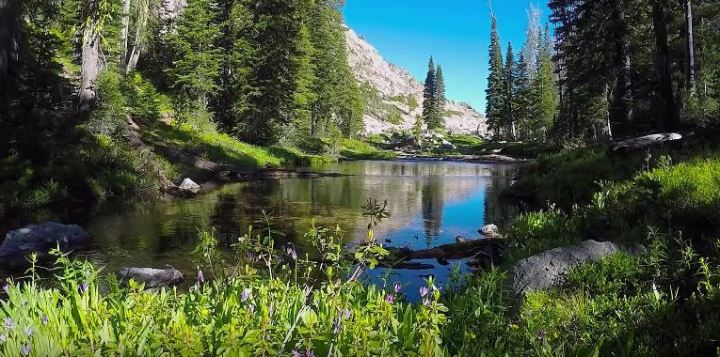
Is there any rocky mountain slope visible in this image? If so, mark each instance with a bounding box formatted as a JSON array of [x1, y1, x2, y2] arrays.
[[345, 27, 487, 136]]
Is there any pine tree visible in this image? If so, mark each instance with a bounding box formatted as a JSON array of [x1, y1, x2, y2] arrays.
[[164, 0, 223, 109], [428, 64, 446, 129], [291, 8, 317, 141], [502, 42, 516, 139], [485, 16, 504, 137], [529, 27, 558, 142], [513, 53, 531, 140], [422, 56, 437, 126]]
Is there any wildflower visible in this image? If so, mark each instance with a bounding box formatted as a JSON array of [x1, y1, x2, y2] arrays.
[[393, 282, 402, 293], [21, 344, 31, 356], [287, 246, 297, 261], [0, 334, 6, 343], [78, 282, 89, 295], [248, 304, 255, 313], [2, 284, 8, 293], [291, 350, 302, 357], [197, 269, 205, 284], [423, 298, 431, 307], [343, 309, 351, 320], [537, 330, 546, 341], [3, 318, 14, 329], [306, 350, 315, 357], [41, 315, 48, 325], [385, 294, 394, 304], [419, 286, 429, 298], [241, 288, 251, 302]]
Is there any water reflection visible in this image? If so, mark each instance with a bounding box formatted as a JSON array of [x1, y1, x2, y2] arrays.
[[3, 160, 518, 295]]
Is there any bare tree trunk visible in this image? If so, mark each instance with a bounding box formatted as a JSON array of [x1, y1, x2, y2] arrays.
[[119, 0, 132, 74], [79, 0, 101, 114], [652, 0, 679, 131], [0, 0, 20, 92], [610, 0, 633, 135], [684, 0, 696, 92], [125, 0, 149, 74]]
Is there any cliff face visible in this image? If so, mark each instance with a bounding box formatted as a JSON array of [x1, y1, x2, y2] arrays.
[[345, 27, 487, 136]]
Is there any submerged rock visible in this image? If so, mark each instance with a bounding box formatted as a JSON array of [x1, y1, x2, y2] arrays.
[[178, 178, 201, 195], [116, 267, 184, 289], [511, 240, 646, 295], [0, 222, 88, 259]]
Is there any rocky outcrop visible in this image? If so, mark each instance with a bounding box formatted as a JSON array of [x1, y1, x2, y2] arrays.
[[0, 223, 88, 259], [478, 224, 503, 239], [116, 267, 184, 289], [511, 240, 646, 295], [345, 27, 487, 136]]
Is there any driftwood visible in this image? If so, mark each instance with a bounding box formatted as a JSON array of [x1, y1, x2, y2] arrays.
[[610, 133, 682, 153], [386, 239, 505, 269]]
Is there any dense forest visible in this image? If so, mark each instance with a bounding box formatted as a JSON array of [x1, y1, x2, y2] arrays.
[[0, 0, 364, 213], [486, 1, 720, 142]]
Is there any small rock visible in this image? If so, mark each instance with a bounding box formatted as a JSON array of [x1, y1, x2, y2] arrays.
[[479, 224, 503, 239], [511, 240, 646, 295], [178, 178, 201, 195], [0, 222, 88, 259], [116, 267, 184, 289], [455, 235, 467, 243]]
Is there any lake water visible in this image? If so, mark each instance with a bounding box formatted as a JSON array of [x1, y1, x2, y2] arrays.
[[3, 160, 518, 300]]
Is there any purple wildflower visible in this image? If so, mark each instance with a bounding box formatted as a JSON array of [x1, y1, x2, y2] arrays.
[[21, 344, 31, 356], [2, 285, 8, 294], [41, 315, 48, 325], [78, 282, 89, 295], [0, 334, 6, 343], [385, 294, 394, 304], [3, 318, 14, 329], [197, 269, 205, 284], [241, 288, 251, 302], [343, 309, 351, 320], [537, 330, 546, 341], [393, 282, 402, 293], [287, 246, 298, 261], [25, 326, 33, 336], [306, 350, 314, 357], [291, 350, 302, 357], [419, 286, 429, 298], [423, 298, 431, 307]]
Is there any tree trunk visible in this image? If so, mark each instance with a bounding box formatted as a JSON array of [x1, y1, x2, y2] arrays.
[[684, 0, 696, 92], [652, 0, 679, 131], [79, 0, 101, 114], [0, 0, 20, 92], [610, 0, 633, 135], [125, 0, 149, 74], [119, 0, 132, 74]]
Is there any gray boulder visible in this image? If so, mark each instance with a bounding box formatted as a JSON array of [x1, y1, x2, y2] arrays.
[[511, 240, 646, 295], [178, 178, 201, 195], [0, 222, 88, 258], [116, 267, 184, 289], [610, 133, 682, 152]]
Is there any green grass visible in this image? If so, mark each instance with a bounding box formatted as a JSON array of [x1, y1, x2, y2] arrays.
[[338, 138, 396, 160]]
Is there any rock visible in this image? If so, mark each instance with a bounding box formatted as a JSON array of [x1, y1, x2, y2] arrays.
[[439, 140, 456, 150], [479, 224, 503, 239], [511, 240, 646, 295], [116, 267, 184, 289], [610, 133, 682, 153], [455, 235, 467, 243], [0, 222, 89, 259], [178, 178, 201, 195]]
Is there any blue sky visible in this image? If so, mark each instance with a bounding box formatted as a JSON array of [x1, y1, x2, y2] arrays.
[[344, 0, 550, 111]]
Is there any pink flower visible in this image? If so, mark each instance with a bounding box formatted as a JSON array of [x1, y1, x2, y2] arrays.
[[393, 282, 402, 293], [385, 294, 394, 304], [419, 286, 429, 298]]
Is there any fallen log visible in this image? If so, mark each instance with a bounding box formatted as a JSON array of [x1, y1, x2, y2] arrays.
[[386, 239, 505, 268]]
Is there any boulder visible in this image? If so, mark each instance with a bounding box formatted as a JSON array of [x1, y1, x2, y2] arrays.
[[116, 267, 184, 289], [610, 133, 682, 153], [178, 178, 201, 195], [479, 224, 503, 239], [0, 223, 88, 259], [511, 240, 646, 295]]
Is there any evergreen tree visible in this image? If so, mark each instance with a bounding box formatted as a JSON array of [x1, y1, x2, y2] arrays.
[[502, 42, 516, 139], [291, 7, 317, 141], [164, 0, 223, 109], [513, 53, 531, 140], [529, 27, 558, 142], [429, 64, 446, 129], [485, 16, 504, 137], [422, 56, 437, 126]]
